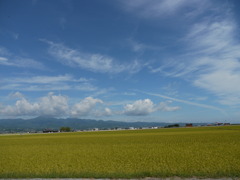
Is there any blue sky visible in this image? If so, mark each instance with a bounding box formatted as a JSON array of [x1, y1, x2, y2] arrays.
[[0, 0, 240, 123]]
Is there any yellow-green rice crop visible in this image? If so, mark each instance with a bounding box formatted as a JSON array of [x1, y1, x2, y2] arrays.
[[0, 126, 240, 178]]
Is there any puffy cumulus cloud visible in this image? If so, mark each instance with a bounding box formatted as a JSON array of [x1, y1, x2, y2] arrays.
[[0, 92, 68, 117], [0, 93, 113, 118], [124, 99, 155, 116], [38, 92, 69, 116], [104, 108, 112, 116], [0, 93, 180, 118], [1, 98, 39, 116], [94, 107, 113, 117], [124, 99, 180, 116], [71, 97, 103, 117]]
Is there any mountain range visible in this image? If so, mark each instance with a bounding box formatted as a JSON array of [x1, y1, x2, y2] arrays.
[[0, 116, 208, 133]]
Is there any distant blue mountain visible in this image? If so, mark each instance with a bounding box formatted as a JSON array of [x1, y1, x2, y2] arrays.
[[0, 117, 208, 133]]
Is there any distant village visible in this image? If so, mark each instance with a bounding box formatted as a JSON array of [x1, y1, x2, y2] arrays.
[[0, 122, 234, 134], [41, 122, 232, 133]]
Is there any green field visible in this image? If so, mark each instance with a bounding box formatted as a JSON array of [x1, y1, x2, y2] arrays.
[[0, 126, 239, 178]]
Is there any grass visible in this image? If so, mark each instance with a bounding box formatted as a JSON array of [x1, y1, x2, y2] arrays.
[[0, 126, 240, 178]]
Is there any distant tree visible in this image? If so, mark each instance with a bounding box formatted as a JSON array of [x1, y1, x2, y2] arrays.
[[164, 124, 180, 128], [60, 127, 71, 132]]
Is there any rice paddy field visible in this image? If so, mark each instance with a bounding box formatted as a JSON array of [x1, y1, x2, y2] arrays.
[[0, 125, 239, 178]]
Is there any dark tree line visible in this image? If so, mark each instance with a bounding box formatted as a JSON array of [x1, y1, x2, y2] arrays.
[[60, 127, 71, 132]]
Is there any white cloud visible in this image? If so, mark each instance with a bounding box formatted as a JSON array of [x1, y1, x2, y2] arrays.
[[0, 47, 45, 70], [139, 90, 224, 113], [185, 19, 238, 56], [41, 39, 142, 74], [14, 98, 39, 116], [4, 74, 78, 84], [120, 0, 207, 18], [124, 99, 155, 116], [150, 2, 240, 105], [158, 101, 180, 112], [124, 99, 179, 116], [0, 93, 68, 117], [123, 92, 136, 96], [0, 57, 8, 61], [104, 108, 112, 116], [186, 18, 240, 105], [1, 98, 39, 117], [127, 38, 162, 53], [0, 84, 71, 91], [94, 107, 113, 117], [0, 47, 10, 56], [127, 39, 146, 52], [0, 74, 97, 91], [11, 58, 45, 69], [0, 93, 180, 118], [38, 92, 69, 116], [59, 17, 66, 29], [9, 92, 24, 99], [12, 32, 19, 40], [0, 93, 113, 118], [90, 87, 115, 97], [71, 97, 103, 117], [74, 83, 97, 91], [194, 69, 240, 105]]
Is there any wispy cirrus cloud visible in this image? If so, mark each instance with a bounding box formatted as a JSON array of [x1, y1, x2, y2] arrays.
[[0, 74, 97, 92], [0, 57, 46, 70], [59, 17, 67, 29], [187, 19, 240, 105], [184, 19, 240, 105], [121, 0, 240, 106], [0, 57, 8, 61], [127, 38, 163, 53], [2, 74, 87, 84], [150, 2, 240, 105], [120, 0, 208, 18], [0, 46, 45, 70], [138, 90, 225, 113], [41, 39, 142, 74], [0, 47, 10, 56]]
